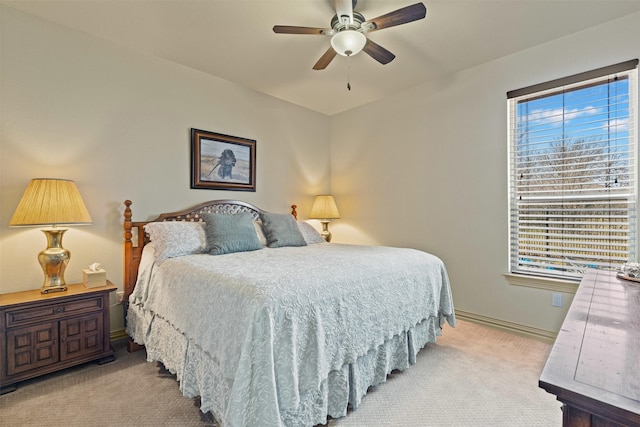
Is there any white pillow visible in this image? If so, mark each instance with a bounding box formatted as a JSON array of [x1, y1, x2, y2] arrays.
[[254, 220, 268, 246], [297, 221, 326, 244], [144, 221, 207, 264]]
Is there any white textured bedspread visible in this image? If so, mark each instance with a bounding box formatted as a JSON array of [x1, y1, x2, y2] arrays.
[[128, 243, 455, 427]]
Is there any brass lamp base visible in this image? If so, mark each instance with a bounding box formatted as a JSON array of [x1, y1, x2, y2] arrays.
[[39, 228, 70, 294], [319, 220, 332, 242]]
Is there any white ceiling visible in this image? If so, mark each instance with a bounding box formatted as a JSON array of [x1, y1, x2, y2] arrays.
[[3, 0, 640, 115]]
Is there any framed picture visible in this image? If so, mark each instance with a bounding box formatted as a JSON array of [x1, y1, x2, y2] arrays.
[[190, 128, 256, 191]]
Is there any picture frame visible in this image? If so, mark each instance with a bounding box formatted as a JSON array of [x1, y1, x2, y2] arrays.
[[190, 128, 256, 191]]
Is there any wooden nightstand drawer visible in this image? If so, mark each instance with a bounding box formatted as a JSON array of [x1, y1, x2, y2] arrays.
[[5, 296, 103, 328]]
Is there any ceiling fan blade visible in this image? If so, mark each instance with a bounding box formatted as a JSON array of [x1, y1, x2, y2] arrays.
[[363, 39, 395, 65], [313, 46, 338, 70], [273, 25, 330, 35], [334, 0, 354, 25], [363, 3, 426, 33]]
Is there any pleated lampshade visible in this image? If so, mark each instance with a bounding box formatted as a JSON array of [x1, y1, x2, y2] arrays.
[[309, 195, 340, 220], [10, 178, 92, 226]]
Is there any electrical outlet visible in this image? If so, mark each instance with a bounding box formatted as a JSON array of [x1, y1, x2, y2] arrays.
[[116, 290, 125, 304], [552, 292, 563, 307]]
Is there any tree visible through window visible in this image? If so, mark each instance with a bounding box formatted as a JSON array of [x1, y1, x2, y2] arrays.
[[508, 61, 638, 280]]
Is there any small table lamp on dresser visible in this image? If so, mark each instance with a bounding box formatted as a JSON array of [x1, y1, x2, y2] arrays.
[[309, 195, 340, 242], [9, 178, 92, 294]]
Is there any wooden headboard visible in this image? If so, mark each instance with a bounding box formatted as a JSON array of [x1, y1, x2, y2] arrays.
[[123, 199, 298, 301]]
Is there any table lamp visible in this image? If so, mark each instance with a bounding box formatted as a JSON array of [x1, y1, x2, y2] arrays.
[[9, 178, 92, 294], [309, 195, 340, 242]]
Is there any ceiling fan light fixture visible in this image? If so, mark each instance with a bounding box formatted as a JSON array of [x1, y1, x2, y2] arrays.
[[331, 30, 366, 56]]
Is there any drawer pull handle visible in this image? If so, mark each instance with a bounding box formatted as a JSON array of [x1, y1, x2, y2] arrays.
[[55, 307, 64, 313]]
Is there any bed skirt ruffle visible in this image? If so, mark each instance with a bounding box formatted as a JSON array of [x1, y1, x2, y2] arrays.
[[127, 304, 448, 427]]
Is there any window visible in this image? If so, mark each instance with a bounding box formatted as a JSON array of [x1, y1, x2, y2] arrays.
[[508, 60, 638, 281]]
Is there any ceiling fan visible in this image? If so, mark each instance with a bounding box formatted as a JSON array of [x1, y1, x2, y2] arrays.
[[273, 1, 427, 70]]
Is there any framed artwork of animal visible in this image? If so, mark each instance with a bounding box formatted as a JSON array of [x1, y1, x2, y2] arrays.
[[190, 128, 256, 191]]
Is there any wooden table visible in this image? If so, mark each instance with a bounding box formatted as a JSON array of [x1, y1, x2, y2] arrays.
[[539, 269, 640, 426]]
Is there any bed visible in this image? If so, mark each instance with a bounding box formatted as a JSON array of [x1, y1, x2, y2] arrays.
[[123, 199, 455, 427]]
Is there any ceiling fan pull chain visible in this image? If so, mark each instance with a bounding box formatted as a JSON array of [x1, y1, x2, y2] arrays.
[[347, 55, 352, 91]]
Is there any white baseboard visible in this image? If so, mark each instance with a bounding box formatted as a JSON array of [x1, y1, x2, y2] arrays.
[[454, 309, 557, 344]]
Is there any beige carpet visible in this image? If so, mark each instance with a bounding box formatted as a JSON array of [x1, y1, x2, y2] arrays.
[[329, 320, 561, 426], [0, 320, 561, 426]]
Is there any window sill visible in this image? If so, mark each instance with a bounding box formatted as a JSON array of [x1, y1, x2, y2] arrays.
[[504, 273, 579, 293]]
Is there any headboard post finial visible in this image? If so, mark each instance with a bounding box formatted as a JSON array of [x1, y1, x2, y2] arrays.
[[291, 205, 298, 220], [124, 200, 133, 243]]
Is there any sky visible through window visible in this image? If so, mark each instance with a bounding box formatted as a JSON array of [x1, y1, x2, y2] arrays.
[[517, 77, 630, 182]]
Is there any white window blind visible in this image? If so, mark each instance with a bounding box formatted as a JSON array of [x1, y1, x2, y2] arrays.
[[508, 61, 638, 280]]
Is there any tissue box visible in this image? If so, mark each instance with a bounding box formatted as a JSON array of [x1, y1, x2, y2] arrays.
[[82, 269, 107, 288]]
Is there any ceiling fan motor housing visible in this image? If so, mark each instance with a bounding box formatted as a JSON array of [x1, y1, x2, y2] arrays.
[[330, 11, 366, 31]]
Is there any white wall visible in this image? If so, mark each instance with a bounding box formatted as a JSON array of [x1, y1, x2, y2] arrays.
[[330, 12, 640, 333], [0, 6, 330, 331]]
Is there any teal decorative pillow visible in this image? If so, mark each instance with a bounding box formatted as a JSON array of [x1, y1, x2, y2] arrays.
[[259, 212, 307, 248], [203, 212, 263, 255]]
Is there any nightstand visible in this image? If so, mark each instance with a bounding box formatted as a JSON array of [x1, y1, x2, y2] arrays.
[[0, 282, 117, 394]]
